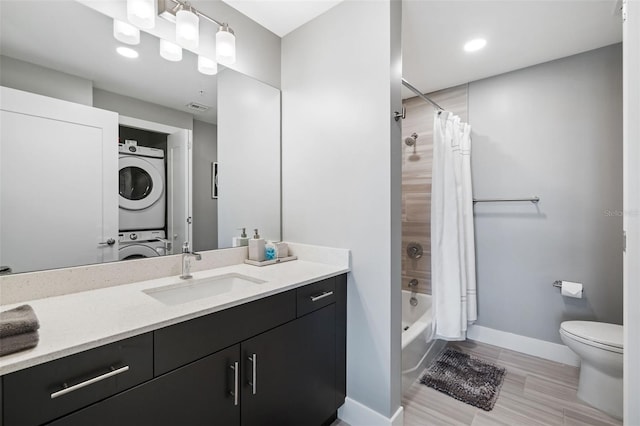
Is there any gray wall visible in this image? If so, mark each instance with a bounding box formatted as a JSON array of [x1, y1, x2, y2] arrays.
[[93, 89, 193, 130], [470, 44, 623, 343], [0, 55, 93, 105], [282, 0, 402, 419], [192, 120, 218, 252]]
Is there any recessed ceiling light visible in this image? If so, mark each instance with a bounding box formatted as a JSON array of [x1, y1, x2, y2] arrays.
[[464, 38, 487, 53], [116, 46, 139, 59]]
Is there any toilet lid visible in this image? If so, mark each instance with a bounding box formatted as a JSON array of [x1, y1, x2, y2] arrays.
[[560, 321, 623, 349]]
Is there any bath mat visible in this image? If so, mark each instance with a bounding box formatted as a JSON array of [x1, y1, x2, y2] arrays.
[[420, 347, 506, 411]]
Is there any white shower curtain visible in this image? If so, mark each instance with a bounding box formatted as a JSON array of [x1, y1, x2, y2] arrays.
[[431, 111, 477, 340]]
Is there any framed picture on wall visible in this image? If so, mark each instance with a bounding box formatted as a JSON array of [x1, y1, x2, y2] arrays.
[[212, 162, 218, 199]]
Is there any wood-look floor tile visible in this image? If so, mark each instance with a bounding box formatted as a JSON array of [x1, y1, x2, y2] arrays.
[[403, 382, 477, 425], [448, 340, 502, 361], [563, 407, 622, 426], [499, 348, 580, 388], [471, 404, 553, 426]]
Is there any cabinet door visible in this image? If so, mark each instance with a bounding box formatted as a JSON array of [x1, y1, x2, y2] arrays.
[[49, 345, 240, 426], [241, 305, 336, 426]]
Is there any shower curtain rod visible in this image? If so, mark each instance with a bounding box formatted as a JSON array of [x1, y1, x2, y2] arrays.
[[402, 78, 445, 111]]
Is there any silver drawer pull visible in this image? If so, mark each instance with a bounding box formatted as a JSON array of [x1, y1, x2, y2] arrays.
[[230, 362, 239, 406], [50, 365, 129, 399], [310, 291, 334, 302], [248, 354, 257, 395]]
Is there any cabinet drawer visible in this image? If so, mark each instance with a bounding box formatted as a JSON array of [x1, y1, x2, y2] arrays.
[[296, 277, 336, 317], [3, 333, 152, 426], [154, 290, 296, 375]]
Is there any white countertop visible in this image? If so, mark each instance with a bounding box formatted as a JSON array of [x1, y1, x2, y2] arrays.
[[0, 259, 349, 376]]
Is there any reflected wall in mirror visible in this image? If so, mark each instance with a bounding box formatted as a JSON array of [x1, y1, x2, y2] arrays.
[[0, 0, 281, 275]]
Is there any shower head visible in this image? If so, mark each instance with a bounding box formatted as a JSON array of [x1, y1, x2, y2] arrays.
[[405, 133, 418, 146]]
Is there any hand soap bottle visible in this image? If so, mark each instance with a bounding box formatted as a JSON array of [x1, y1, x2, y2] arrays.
[[248, 229, 266, 261], [232, 228, 249, 247], [265, 241, 277, 261]]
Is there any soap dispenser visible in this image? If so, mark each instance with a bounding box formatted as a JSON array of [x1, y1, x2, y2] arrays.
[[232, 228, 249, 247], [248, 229, 266, 261]]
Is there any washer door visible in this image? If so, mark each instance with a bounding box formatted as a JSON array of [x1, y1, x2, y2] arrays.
[[119, 244, 161, 260], [119, 156, 164, 211]]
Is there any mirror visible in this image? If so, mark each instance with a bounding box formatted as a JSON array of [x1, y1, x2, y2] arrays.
[[0, 0, 281, 274]]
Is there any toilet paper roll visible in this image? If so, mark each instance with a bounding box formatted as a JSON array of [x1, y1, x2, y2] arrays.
[[561, 281, 583, 298]]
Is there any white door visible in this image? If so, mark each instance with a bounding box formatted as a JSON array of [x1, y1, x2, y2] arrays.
[[0, 86, 118, 273], [167, 129, 192, 254]]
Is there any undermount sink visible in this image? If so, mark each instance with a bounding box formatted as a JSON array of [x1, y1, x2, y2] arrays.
[[143, 273, 266, 306]]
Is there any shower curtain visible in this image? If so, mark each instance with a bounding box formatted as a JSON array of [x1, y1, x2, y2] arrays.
[[431, 111, 477, 340]]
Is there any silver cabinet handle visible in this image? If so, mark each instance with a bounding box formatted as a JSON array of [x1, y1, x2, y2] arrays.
[[248, 354, 257, 395], [98, 238, 116, 246], [50, 365, 129, 399], [310, 291, 334, 302], [230, 362, 239, 406]]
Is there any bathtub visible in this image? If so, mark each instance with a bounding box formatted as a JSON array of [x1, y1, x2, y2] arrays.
[[401, 290, 445, 394]]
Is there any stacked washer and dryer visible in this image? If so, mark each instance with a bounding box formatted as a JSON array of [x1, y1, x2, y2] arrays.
[[118, 140, 169, 260]]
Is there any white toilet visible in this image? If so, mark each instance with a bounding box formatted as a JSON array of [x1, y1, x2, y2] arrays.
[[559, 321, 623, 420]]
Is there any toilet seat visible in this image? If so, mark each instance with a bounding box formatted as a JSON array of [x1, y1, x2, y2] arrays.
[[560, 321, 623, 354]]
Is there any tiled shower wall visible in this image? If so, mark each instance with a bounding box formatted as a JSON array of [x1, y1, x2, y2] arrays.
[[401, 84, 468, 295]]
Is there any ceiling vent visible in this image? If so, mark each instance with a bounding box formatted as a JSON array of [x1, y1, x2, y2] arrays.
[[186, 102, 210, 112]]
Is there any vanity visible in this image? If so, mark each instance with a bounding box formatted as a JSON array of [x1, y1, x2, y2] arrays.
[[0, 249, 349, 426]]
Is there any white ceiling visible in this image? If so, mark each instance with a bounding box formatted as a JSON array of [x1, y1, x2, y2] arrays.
[[0, 1, 219, 124], [402, 0, 623, 98], [221, 0, 343, 36]]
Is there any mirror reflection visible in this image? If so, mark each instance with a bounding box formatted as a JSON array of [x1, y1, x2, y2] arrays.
[[0, 0, 281, 275]]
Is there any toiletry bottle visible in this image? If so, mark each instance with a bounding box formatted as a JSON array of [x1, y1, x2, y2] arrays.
[[265, 241, 277, 261], [232, 228, 249, 247], [248, 229, 266, 261]]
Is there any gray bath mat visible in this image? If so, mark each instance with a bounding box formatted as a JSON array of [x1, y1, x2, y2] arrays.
[[420, 347, 506, 411]]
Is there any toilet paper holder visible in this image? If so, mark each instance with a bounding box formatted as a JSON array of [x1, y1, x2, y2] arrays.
[[552, 280, 583, 293]]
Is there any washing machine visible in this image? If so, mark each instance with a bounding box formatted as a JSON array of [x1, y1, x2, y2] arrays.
[[118, 230, 168, 260], [119, 141, 166, 231]]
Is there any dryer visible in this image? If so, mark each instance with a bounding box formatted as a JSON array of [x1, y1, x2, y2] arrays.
[[119, 141, 166, 231], [118, 230, 168, 260]]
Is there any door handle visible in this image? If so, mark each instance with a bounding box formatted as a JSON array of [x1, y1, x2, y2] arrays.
[[310, 291, 334, 302], [98, 238, 116, 246], [247, 354, 257, 395], [230, 362, 239, 406]]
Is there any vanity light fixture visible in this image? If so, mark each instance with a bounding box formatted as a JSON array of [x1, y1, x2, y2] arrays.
[[216, 23, 236, 65], [160, 39, 183, 61], [159, 0, 237, 65], [175, 5, 199, 49], [197, 56, 217, 75], [116, 46, 139, 59], [113, 19, 140, 45], [464, 38, 487, 53], [127, 0, 156, 29]]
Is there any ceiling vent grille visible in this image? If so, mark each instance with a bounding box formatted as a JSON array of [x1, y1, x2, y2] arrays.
[[186, 102, 210, 112]]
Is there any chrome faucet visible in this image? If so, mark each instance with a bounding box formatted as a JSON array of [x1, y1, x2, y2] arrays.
[[180, 242, 201, 280]]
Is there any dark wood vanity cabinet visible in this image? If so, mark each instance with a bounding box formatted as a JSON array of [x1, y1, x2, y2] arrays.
[[1, 274, 347, 426]]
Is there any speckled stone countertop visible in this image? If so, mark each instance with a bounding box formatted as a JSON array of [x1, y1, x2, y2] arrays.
[[0, 244, 349, 376]]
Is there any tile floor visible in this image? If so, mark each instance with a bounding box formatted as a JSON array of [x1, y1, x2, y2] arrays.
[[402, 340, 623, 426]]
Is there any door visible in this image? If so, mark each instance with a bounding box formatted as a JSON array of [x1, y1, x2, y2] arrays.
[[241, 305, 336, 426], [48, 345, 241, 426], [0, 86, 118, 274], [167, 129, 192, 254]]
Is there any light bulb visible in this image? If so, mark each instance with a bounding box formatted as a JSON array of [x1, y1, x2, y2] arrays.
[[176, 8, 199, 50], [160, 39, 182, 61], [113, 19, 140, 45], [198, 56, 217, 75], [463, 38, 487, 52], [116, 46, 139, 59], [216, 24, 236, 65], [127, 0, 155, 29]]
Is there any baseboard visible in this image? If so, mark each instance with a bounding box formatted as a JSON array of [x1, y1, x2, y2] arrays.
[[338, 397, 404, 426], [467, 325, 580, 367]]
